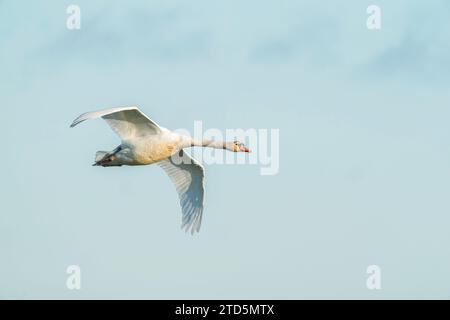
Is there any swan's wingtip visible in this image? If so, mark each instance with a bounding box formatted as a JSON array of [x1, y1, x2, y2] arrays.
[[181, 223, 200, 235]]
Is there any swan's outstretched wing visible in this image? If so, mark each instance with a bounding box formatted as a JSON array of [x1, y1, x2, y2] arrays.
[[158, 150, 205, 234], [70, 106, 162, 140]]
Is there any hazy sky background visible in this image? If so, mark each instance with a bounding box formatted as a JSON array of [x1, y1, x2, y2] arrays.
[[1, 0, 450, 299]]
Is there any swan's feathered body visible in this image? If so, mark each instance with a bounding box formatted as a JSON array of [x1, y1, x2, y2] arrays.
[[70, 106, 249, 234], [123, 132, 184, 165]]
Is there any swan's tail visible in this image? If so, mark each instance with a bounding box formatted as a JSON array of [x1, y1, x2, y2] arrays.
[[93, 151, 115, 166], [95, 151, 109, 163], [93, 146, 123, 167]]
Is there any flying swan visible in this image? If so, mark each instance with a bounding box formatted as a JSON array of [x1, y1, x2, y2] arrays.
[[70, 106, 250, 234]]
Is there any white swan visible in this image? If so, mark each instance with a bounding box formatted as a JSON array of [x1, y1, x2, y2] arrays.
[[70, 106, 250, 234]]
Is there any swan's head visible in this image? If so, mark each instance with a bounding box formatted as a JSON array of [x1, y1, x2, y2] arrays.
[[227, 140, 251, 152]]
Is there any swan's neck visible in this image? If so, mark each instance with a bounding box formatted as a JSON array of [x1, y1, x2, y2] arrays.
[[184, 137, 226, 150]]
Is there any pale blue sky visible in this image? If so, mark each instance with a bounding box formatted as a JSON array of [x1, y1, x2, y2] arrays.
[[1, 0, 450, 299]]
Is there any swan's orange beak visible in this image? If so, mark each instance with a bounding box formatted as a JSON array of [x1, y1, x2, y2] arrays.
[[239, 145, 251, 152]]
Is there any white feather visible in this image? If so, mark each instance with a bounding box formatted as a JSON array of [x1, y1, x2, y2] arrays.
[[158, 150, 205, 234]]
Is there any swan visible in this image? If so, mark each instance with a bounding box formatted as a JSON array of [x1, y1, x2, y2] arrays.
[[70, 106, 250, 234]]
